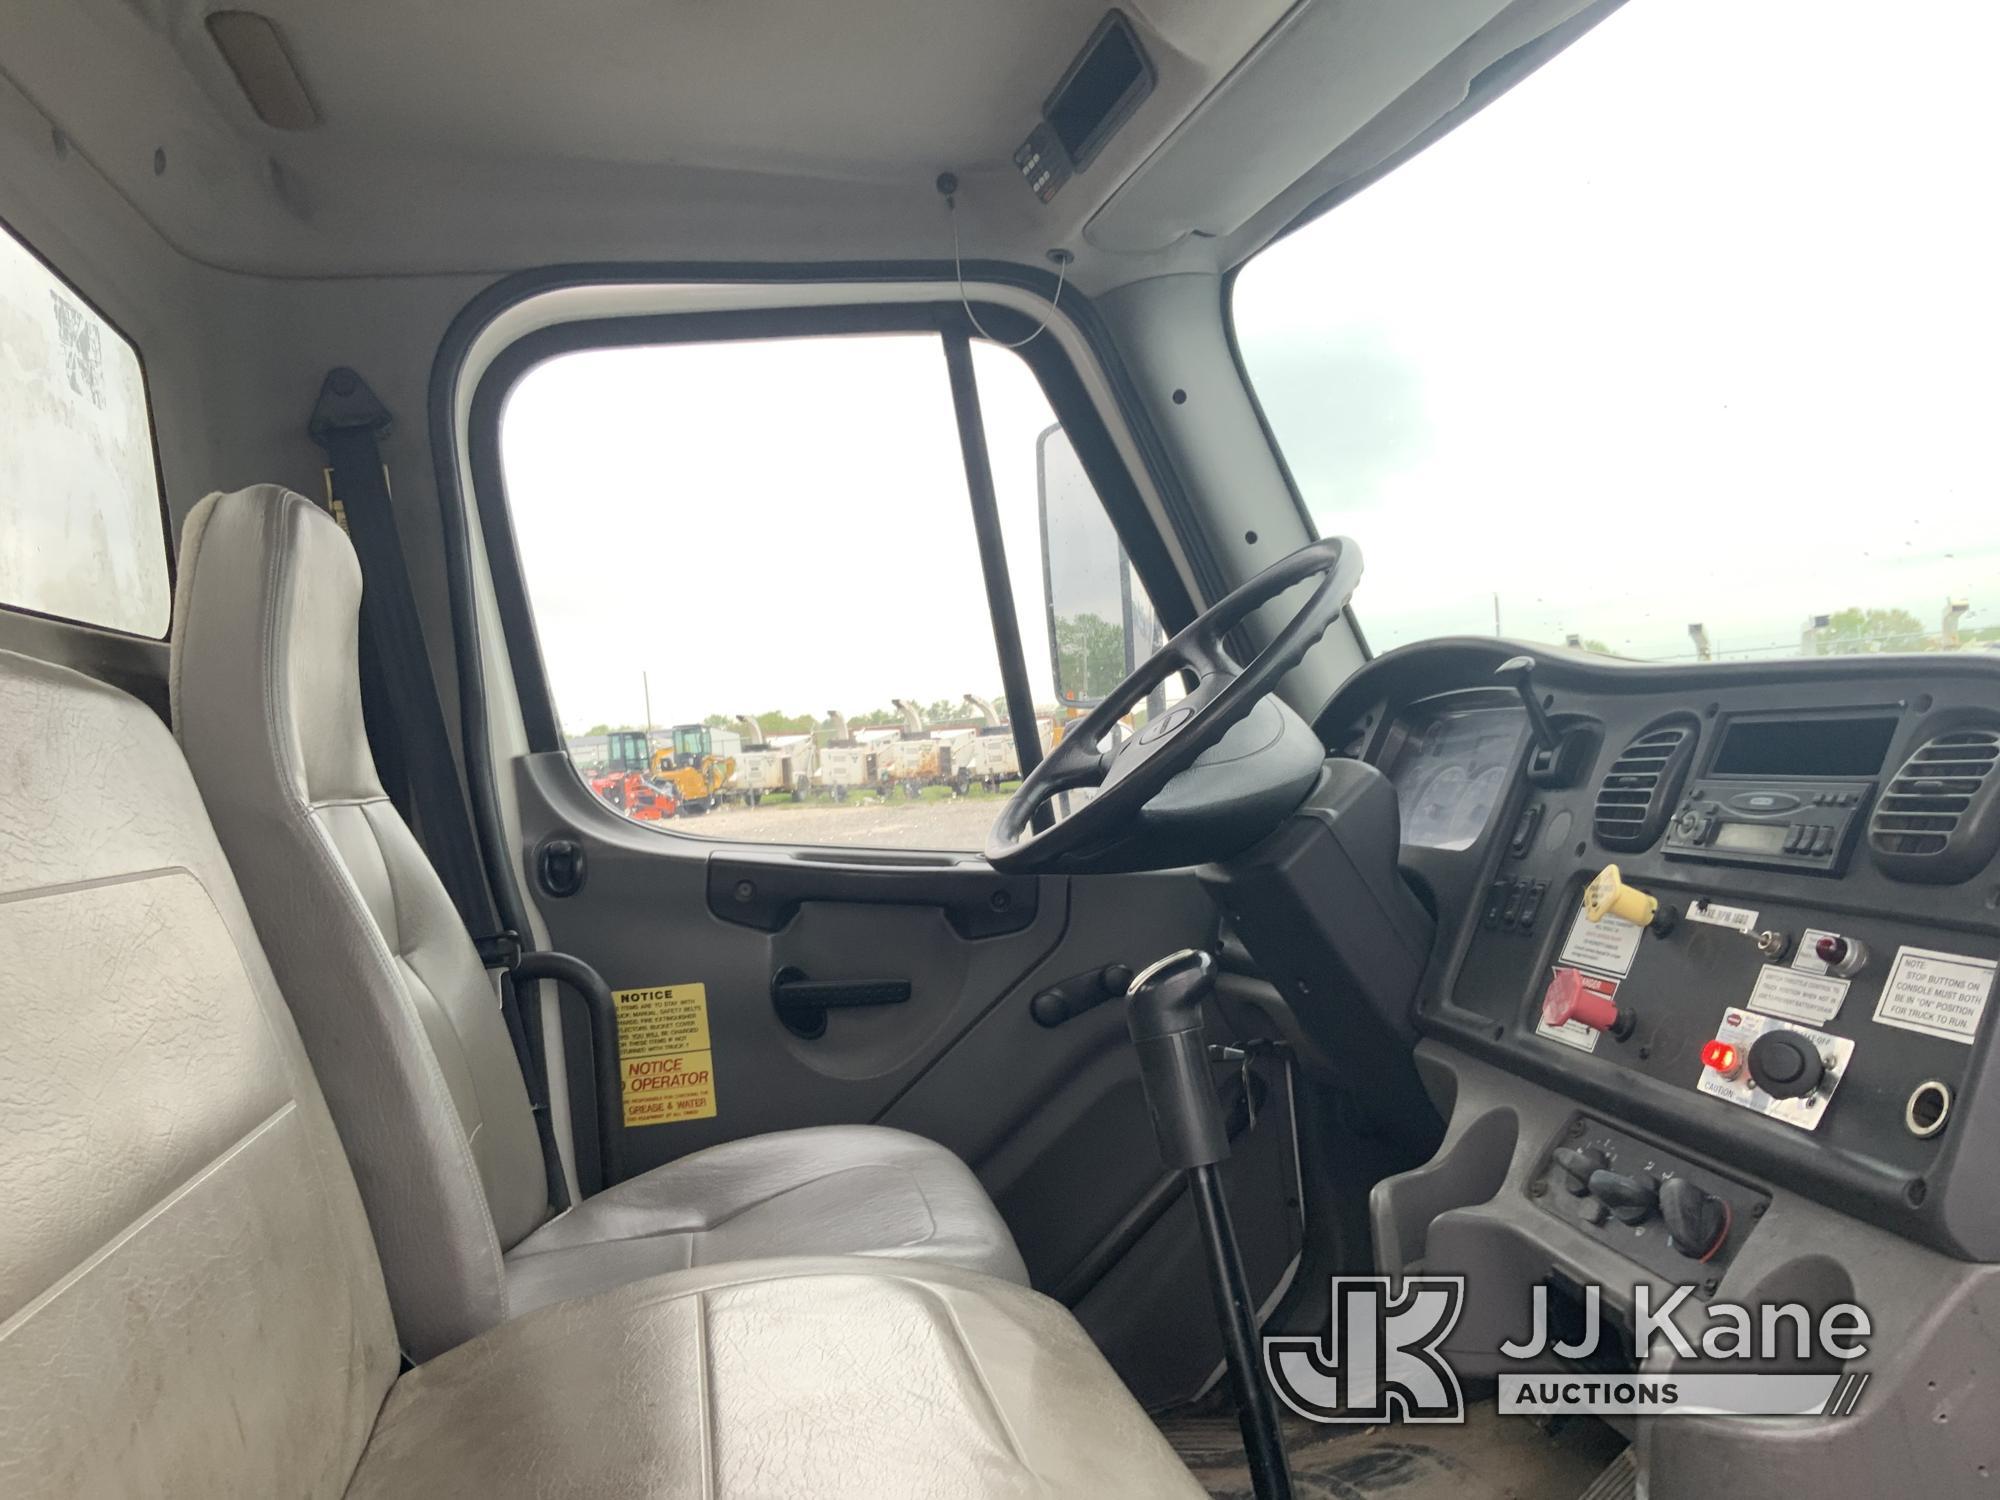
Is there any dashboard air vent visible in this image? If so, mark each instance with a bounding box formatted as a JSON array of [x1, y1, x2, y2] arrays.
[[1594, 720, 1697, 851], [1869, 726, 2000, 882]]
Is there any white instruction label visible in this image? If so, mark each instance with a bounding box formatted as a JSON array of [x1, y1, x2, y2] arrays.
[[1687, 900, 1759, 934], [1748, 965, 1849, 1026], [1559, 905, 1644, 978], [1873, 947, 1997, 1044], [1791, 928, 1842, 976], [1535, 1014, 1602, 1053]]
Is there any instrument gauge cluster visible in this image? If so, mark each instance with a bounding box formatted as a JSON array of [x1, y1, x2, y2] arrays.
[[1383, 706, 1528, 852]]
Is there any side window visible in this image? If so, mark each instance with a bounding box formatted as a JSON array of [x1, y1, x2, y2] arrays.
[[0, 218, 169, 635], [496, 328, 1169, 851]]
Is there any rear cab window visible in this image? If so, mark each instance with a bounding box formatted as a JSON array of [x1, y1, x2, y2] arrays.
[[0, 218, 169, 636]]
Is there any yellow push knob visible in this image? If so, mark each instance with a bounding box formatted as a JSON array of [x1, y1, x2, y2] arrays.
[[1585, 864, 1658, 927]]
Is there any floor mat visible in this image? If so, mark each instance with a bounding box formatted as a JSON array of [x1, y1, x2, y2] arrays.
[[1157, 1398, 1626, 1500]]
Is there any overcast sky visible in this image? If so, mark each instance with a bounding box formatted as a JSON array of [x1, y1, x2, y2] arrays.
[[501, 337, 1111, 734], [1234, 0, 2000, 662], [503, 0, 2000, 734]]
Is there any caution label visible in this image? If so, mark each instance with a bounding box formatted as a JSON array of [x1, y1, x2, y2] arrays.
[[614, 983, 717, 1126]]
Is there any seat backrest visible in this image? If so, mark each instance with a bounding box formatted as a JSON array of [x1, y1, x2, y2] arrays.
[[171, 485, 551, 1360], [0, 648, 400, 1495]]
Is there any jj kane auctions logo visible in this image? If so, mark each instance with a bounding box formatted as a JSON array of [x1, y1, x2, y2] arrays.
[[1265, 1277, 1872, 1422]]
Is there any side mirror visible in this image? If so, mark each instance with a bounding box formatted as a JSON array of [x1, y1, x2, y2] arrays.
[[1035, 423, 1165, 722]]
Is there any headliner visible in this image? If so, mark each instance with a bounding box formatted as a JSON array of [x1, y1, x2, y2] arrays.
[[0, 0, 1611, 287]]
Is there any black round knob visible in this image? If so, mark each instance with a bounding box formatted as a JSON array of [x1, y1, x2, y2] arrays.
[[1028, 988, 1071, 1027], [1659, 1176, 1730, 1259], [1587, 1168, 1659, 1225], [1748, 1030, 1826, 1099], [1552, 1146, 1608, 1196]]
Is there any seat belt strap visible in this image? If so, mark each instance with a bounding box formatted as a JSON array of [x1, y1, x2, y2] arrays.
[[309, 370, 494, 935], [309, 366, 571, 1213], [497, 966, 572, 1211]]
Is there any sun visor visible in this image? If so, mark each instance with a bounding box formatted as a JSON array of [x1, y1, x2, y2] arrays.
[[1085, 0, 1579, 255]]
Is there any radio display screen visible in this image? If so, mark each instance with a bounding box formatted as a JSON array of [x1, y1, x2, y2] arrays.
[[1713, 821, 1791, 853], [1710, 715, 1898, 778]]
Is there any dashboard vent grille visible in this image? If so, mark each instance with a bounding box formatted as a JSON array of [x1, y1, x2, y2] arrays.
[[1869, 729, 2000, 873], [1594, 722, 1696, 850]]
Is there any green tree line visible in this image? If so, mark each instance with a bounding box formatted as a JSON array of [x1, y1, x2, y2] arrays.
[[1807, 606, 2000, 654]]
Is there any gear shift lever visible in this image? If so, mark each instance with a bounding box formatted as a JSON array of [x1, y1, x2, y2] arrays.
[[1127, 950, 1294, 1500]]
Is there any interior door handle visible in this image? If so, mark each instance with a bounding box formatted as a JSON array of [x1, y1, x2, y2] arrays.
[[771, 966, 912, 1039]]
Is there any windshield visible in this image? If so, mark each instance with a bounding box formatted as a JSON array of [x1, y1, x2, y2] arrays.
[[1233, 0, 2000, 663]]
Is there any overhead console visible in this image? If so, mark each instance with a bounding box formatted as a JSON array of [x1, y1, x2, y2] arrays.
[[1323, 643, 2000, 1265]]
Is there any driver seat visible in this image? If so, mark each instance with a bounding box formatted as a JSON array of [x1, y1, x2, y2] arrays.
[[171, 484, 1028, 1360]]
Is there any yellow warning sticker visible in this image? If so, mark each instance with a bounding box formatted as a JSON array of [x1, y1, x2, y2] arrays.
[[614, 983, 717, 1126]]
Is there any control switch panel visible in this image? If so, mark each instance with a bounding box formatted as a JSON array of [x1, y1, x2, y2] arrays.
[[1696, 1008, 1854, 1131], [1534, 1116, 1768, 1279]]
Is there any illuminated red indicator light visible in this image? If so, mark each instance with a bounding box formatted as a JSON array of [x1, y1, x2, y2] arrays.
[[1816, 935, 1849, 966], [1702, 1040, 1741, 1076]]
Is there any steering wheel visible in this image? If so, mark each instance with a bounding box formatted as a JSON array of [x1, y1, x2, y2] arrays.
[[986, 537, 1363, 875]]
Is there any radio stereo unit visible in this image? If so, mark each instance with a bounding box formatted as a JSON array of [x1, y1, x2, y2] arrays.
[[1665, 780, 1874, 874]]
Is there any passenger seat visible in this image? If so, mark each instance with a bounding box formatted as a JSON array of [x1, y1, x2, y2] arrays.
[[170, 484, 1028, 1359], [0, 646, 1202, 1497]]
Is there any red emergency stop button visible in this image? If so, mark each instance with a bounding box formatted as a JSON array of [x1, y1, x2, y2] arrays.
[[1542, 967, 1633, 1039]]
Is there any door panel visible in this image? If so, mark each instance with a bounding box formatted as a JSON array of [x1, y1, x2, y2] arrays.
[[514, 751, 1300, 1397], [522, 756, 1066, 1172]]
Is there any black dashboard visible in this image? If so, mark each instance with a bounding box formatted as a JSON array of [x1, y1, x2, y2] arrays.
[[1318, 637, 2000, 1265]]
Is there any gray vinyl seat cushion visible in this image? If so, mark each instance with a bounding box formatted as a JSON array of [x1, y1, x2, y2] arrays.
[[169, 485, 1027, 1360], [0, 646, 1203, 1498], [349, 1257, 1191, 1499], [505, 1123, 1029, 1315]]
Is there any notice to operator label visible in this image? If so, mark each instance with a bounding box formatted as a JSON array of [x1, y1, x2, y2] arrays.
[[614, 983, 717, 1125]]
